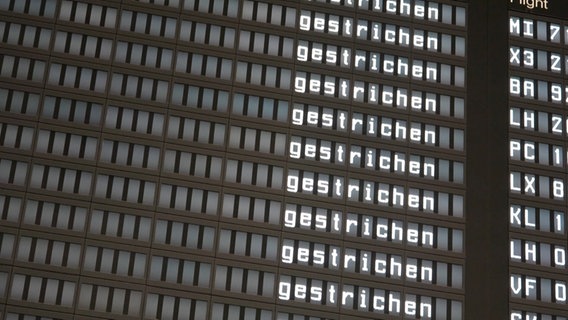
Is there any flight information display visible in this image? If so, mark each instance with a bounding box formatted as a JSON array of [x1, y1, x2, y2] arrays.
[[220, 0, 467, 318], [264, 0, 467, 318], [0, 0, 466, 319], [509, 1, 568, 319]]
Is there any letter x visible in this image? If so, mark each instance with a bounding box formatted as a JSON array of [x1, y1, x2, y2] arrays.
[[524, 175, 536, 194], [509, 47, 520, 64]]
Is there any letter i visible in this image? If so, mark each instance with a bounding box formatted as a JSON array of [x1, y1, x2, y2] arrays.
[[363, 217, 371, 236], [361, 253, 369, 272], [359, 289, 368, 308], [368, 116, 376, 134], [365, 182, 373, 201]]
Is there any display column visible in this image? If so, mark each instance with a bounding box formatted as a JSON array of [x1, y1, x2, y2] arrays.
[[508, 2, 568, 318], [465, 0, 509, 318]]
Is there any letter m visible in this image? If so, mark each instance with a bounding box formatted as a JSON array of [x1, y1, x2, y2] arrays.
[[510, 17, 521, 35]]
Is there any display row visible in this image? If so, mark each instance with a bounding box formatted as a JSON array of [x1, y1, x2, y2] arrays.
[[297, 37, 465, 73], [510, 76, 568, 104], [510, 170, 566, 200], [278, 273, 462, 319], [510, 203, 566, 235], [284, 204, 464, 250], [510, 16, 568, 44], [0, 189, 465, 256], [300, 0, 466, 27], [298, 11, 465, 52], [286, 167, 463, 215], [510, 273, 566, 305], [509, 46, 567, 75], [289, 135, 464, 183], [511, 238, 566, 269], [510, 106, 568, 136]]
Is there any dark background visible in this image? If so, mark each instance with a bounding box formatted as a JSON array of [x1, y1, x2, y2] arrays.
[[509, 0, 568, 19]]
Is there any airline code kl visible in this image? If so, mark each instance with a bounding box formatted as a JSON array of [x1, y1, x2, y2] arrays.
[[511, 0, 549, 9]]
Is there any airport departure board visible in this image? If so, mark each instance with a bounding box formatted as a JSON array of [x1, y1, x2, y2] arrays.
[[0, 0, 509, 319], [509, 1, 568, 319]]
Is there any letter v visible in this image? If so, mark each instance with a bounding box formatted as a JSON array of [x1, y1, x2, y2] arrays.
[[510, 276, 522, 295]]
